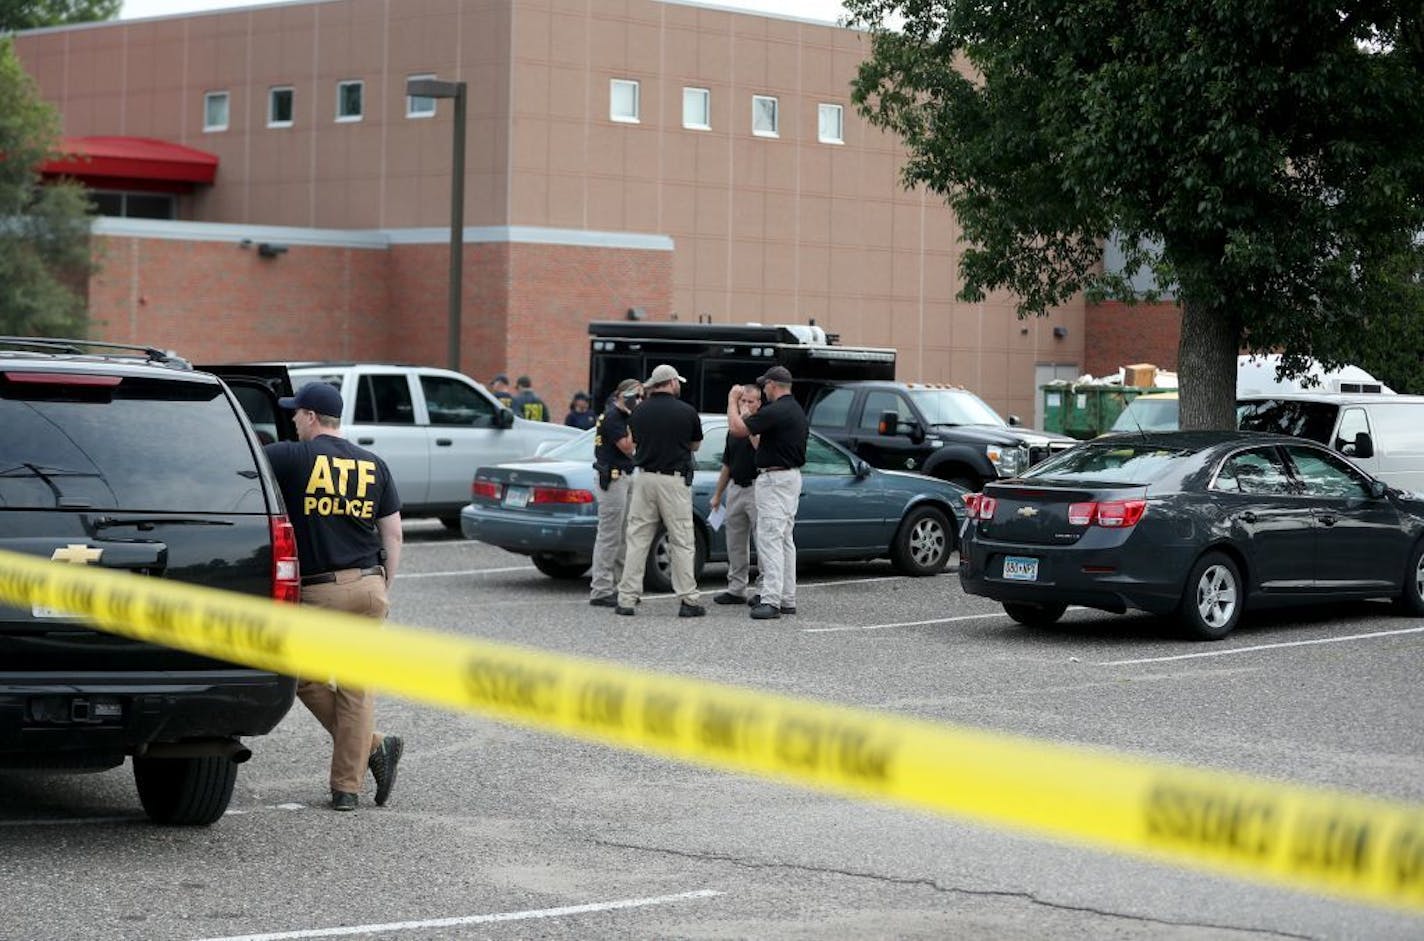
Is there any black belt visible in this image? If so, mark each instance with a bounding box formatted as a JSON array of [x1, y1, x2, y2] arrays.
[[759, 466, 792, 473], [643, 469, 681, 475], [733, 479, 756, 488], [302, 565, 384, 587]]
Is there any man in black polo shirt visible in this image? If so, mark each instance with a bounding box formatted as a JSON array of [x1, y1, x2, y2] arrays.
[[589, 378, 642, 607], [726, 366, 808, 620], [266, 381, 406, 812], [711, 384, 762, 605], [615, 364, 705, 617]]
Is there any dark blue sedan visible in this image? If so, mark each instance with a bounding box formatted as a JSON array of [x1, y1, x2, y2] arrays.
[[461, 418, 966, 591], [959, 431, 1424, 639]]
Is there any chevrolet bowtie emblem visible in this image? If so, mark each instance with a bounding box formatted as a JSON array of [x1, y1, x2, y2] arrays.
[[52, 544, 103, 564], [1016, 507, 1039, 518]]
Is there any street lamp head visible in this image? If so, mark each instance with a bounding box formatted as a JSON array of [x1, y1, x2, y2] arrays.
[[406, 78, 465, 99]]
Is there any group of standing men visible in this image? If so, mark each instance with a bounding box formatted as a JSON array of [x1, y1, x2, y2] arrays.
[[587, 363, 809, 621]]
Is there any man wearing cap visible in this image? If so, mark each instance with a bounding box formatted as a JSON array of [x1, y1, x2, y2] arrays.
[[727, 366, 808, 620], [615, 365, 705, 617], [490, 374, 514, 410], [589, 378, 642, 607], [264, 381, 406, 812]]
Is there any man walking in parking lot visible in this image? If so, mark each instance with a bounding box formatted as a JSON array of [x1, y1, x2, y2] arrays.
[[712, 384, 762, 605], [589, 378, 642, 607], [265, 382, 406, 811], [511, 375, 549, 422], [727, 366, 808, 620], [615, 365, 705, 617]]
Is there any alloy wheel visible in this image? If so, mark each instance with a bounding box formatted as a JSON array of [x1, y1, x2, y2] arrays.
[[1196, 564, 1237, 629], [909, 516, 947, 568]]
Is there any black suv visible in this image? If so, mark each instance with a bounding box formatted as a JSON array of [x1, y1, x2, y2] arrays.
[[805, 381, 1076, 491], [0, 338, 298, 825]]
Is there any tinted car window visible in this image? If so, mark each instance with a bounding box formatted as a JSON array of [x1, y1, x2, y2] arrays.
[[421, 375, 495, 427], [696, 424, 728, 472], [1334, 407, 1371, 453], [1237, 399, 1338, 443], [0, 375, 265, 512], [859, 390, 905, 432], [1023, 443, 1189, 483], [809, 387, 854, 428], [803, 434, 853, 476], [1212, 448, 1294, 495], [353, 374, 414, 425], [1285, 445, 1371, 499]]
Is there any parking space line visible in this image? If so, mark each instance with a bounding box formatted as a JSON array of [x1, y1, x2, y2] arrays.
[[189, 889, 724, 941], [1097, 626, 1424, 665], [802, 611, 1009, 633], [398, 565, 535, 579]]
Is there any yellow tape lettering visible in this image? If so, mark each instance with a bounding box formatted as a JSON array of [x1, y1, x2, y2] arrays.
[[774, 717, 894, 785], [1289, 811, 1373, 880], [642, 691, 682, 740], [697, 701, 763, 755], [575, 680, 626, 730], [464, 657, 559, 716], [1387, 824, 1424, 896], [1144, 783, 1278, 859]]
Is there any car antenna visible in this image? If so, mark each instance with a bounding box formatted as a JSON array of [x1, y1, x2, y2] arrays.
[[1127, 393, 1149, 442]]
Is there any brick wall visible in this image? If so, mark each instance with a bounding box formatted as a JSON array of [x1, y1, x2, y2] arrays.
[[1084, 300, 1183, 379]]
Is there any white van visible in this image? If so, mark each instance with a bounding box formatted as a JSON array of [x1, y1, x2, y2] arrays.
[[1236, 393, 1424, 491]]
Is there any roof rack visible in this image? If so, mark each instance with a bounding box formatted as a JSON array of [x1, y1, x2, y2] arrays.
[[0, 336, 191, 369]]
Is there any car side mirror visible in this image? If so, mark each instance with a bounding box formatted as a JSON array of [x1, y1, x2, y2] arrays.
[[877, 410, 901, 436], [853, 459, 871, 478], [1007, 414, 1021, 427], [496, 407, 515, 429], [1368, 478, 1388, 499], [1350, 431, 1374, 459]]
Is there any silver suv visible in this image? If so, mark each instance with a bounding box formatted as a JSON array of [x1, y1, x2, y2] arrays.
[[285, 363, 580, 528]]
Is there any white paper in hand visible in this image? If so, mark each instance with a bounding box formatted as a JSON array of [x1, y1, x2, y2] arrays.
[[707, 504, 726, 532]]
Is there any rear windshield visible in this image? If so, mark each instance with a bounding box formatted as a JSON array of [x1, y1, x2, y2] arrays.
[[1111, 397, 1179, 432], [0, 374, 267, 512], [1022, 443, 1189, 483], [1236, 399, 1338, 443]]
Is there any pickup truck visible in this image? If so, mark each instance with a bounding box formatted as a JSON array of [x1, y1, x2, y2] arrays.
[[285, 364, 580, 528], [805, 381, 1075, 490]]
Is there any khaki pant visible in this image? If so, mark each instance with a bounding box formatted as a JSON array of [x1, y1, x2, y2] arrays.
[[298, 571, 388, 794], [723, 481, 759, 597], [754, 469, 801, 608], [618, 471, 700, 606], [589, 473, 632, 599]]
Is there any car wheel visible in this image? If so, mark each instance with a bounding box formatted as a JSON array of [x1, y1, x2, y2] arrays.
[[1393, 539, 1424, 616], [644, 526, 708, 593], [133, 755, 238, 826], [1002, 601, 1067, 626], [1178, 551, 1242, 640], [530, 554, 589, 579], [440, 516, 463, 533], [890, 505, 954, 576]]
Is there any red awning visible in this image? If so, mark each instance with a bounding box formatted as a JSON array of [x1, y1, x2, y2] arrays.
[[41, 136, 219, 192]]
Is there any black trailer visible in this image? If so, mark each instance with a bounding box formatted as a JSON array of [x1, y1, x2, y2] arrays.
[[588, 321, 896, 412]]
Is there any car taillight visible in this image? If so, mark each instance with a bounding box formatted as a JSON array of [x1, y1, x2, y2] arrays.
[[963, 492, 998, 520], [1068, 499, 1147, 528], [530, 486, 595, 505], [472, 479, 503, 500], [270, 515, 300, 603]]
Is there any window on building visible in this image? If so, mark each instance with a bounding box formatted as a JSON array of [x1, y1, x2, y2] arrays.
[[610, 78, 640, 123], [90, 191, 177, 220], [407, 73, 436, 118], [818, 103, 844, 144], [683, 87, 710, 130], [752, 95, 778, 137], [336, 80, 363, 122], [203, 91, 229, 132], [268, 86, 294, 127]]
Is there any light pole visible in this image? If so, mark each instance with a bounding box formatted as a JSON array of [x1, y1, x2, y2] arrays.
[[406, 78, 467, 372]]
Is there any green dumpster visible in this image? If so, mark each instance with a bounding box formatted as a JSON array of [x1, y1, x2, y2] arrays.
[[1041, 384, 1170, 439]]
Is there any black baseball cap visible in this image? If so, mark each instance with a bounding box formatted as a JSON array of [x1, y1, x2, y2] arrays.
[[757, 365, 793, 384], [278, 381, 344, 418], [492, 373, 510, 384]]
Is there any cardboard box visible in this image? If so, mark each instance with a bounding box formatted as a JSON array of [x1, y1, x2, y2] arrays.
[[1124, 363, 1157, 388]]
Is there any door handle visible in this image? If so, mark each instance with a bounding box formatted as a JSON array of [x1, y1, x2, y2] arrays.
[[1236, 511, 1257, 524], [357, 437, 374, 445], [1317, 513, 1338, 527], [435, 438, 453, 447]]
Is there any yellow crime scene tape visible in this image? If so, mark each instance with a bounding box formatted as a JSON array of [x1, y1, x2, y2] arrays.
[[1, 546, 1422, 914]]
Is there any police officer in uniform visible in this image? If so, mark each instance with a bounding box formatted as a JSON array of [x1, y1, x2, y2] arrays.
[[589, 379, 642, 607], [727, 366, 808, 620], [712, 383, 762, 605], [265, 382, 406, 811], [489, 374, 514, 410], [510, 375, 549, 422], [615, 365, 704, 617]]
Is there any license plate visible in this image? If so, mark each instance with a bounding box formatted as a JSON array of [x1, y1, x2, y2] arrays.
[[1003, 556, 1039, 581], [504, 486, 530, 508]]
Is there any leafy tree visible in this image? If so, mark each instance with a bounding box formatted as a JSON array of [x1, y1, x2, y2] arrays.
[[846, 1, 1424, 427], [0, 36, 94, 336], [0, 0, 119, 32]]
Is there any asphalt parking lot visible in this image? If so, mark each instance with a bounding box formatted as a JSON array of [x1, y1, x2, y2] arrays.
[[3, 520, 1423, 940]]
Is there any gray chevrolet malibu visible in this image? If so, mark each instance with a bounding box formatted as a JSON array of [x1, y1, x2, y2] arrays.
[[960, 431, 1424, 639], [461, 417, 967, 591]]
